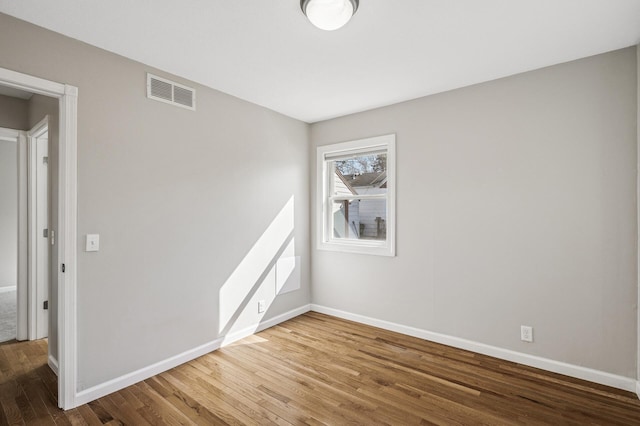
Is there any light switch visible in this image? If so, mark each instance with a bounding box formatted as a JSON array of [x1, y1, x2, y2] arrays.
[[86, 234, 100, 252]]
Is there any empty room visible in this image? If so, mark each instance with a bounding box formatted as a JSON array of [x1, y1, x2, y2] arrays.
[[0, 1, 639, 424]]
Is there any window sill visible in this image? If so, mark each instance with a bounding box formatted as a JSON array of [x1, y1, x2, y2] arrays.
[[317, 240, 395, 257]]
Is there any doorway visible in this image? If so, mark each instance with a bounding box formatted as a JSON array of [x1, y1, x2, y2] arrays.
[[0, 128, 20, 343], [0, 106, 53, 370], [0, 109, 53, 338], [0, 117, 52, 357], [0, 67, 78, 410]]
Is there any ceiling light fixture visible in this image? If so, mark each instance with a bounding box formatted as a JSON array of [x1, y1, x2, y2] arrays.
[[300, 0, 359, 31]]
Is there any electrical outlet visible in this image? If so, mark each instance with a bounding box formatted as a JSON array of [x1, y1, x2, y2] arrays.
[[258, 300, 266, 313], [521, 325, 533, 342]]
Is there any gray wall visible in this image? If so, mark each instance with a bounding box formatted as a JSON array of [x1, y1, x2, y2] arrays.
[[310, 47, 638, 378], [28, 94, 59, 361], [0, 140, 17, 287], [0, 13, 310, 390], [0, 93, 27, 288], [0, 94, 28, 130]]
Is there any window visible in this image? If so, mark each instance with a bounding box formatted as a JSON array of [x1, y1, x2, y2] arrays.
[[317, 134, 395, 256]]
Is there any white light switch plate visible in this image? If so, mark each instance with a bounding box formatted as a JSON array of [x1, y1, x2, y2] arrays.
[[86, 234, 100, 252]]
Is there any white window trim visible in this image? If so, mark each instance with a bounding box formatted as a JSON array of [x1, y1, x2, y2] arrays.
[[316, 134, 396, 256]]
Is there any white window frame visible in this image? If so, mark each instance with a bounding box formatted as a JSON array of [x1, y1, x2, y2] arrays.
[[316, 134, 396, 256]]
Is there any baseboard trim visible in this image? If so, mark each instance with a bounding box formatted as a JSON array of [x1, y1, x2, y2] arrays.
[[310, 304, 637, 393], [636, 381, 640, 399], [74, 304, 311, 407], [48, 354, 59, 376], [221, 304, 311, 346], [74, 337, 224, 407]]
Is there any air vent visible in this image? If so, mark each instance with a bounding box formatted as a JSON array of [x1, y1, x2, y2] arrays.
[[147, 73, 196, 111]]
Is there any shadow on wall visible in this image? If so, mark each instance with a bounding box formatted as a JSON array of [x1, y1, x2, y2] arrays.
[[219, 196, 300, 344]]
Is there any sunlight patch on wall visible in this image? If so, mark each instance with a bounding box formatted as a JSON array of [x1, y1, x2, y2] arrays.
[[218, 196, 297, 337], [276, 238, 300, 294]]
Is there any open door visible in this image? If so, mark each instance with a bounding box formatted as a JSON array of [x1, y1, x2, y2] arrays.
[[27, 117, 50, 341]]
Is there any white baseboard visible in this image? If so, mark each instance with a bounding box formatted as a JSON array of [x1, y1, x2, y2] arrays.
[[0, 286, 16, 293], [48, 354, 59, 376], [74, 304, 312, 407], [636, 381, 640, 399], [310, 304, 637, 393], [74, 337, 224, 407], [222, 304, 311, 346]]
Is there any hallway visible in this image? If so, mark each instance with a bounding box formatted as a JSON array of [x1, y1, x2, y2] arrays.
[[0, 288, 15, 342]]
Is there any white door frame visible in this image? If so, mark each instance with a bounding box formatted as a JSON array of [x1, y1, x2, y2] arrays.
[[0, 67, 78, 410], [27, 116, 49, 341]]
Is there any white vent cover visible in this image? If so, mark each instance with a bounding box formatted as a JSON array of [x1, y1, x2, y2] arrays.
[[146, 73, 196, 111]]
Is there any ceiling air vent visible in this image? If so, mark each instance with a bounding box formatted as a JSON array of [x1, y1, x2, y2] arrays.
[[147, 73, 196, 111]]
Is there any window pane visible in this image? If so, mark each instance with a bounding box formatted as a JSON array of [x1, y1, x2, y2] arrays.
[[331, 153, 387, 197], [332, 199, 387, 241]]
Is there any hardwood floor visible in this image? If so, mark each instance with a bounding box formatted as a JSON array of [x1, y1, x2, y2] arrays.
[[1, 311, 640, 425]]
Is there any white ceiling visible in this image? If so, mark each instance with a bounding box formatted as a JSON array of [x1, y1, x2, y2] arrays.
[[1, 1, 639, 123]]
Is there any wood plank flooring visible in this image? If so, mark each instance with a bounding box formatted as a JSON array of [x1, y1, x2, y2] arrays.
[[1, 311, 640, 425]]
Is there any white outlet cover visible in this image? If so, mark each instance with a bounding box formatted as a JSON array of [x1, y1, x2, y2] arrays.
[[520, 325, 533, 342]]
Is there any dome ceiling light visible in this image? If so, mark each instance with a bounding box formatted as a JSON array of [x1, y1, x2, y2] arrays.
[[300, 0, 359, 31]]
